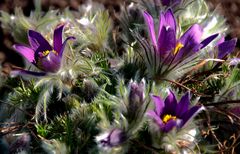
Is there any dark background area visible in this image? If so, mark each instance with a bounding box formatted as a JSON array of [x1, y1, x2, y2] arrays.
[[0, 0, 239, 75]]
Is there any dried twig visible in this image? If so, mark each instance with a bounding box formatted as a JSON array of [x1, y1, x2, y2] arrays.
[[205, 110, 223, 148]]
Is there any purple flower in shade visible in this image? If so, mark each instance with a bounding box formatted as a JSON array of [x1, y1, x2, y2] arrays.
[[12, 24, 75, 76], [147, 91, 203, 132], [217, 37, 237, 59], [97, 129, 127, 148], [143, 9, 218, 64], [161, 0, 181, 6]]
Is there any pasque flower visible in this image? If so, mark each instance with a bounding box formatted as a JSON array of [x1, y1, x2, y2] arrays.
[[147, 91, 203, 132], [143, 9, 218, 64], [12, 24, 75, 76]]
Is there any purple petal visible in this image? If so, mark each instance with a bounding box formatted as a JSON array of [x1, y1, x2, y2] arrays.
[[143, 11, 157, 48], [218, 38, 237, 59], [157, 26, 176, 56], [58, 36, 76, 57], [163, 90, 177, 115], [176, 92, 190, 118], [28, 33, 39, 51], [53, 24, 65, 54], [179, 24, 203, 47], [28, 30, 52, 52], [217, 36, 225, 46], [11, 69, 46, 77], [162, 119, 176, 132], [176, 24, 203, 59], [164, 9, 176, 33], [181, 105, 204, 127], [157, 9, 176, 56], [13, 44, 35, 63], [151, 95, 165, 116], [200, 33, 218, 49], [146, 110, 163, 127]]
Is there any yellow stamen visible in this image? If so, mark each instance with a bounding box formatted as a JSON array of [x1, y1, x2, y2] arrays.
[[162, 114, 177, 123], [42, 50, 50, 56], [41, 50, 58, 57], [173, 43, 184, 55]]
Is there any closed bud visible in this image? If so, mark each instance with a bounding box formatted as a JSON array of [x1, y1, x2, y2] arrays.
[[97, 129, 127, 148], [129, 79, 145, 108]]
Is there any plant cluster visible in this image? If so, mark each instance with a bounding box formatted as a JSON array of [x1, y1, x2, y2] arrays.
[[0, 0, 240, 153]]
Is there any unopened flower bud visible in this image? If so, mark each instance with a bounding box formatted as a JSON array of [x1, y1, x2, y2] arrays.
[[97, 129, 127, 148]]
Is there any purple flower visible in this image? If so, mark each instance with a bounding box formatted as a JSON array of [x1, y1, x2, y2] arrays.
[[217, 37, 237, 59], [147, 91, 203, 132], [12, 24, 75, 76], [143, 9, 218, 63]]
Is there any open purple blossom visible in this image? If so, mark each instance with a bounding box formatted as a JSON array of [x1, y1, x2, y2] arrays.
[[147, 91, 203, 132], [12, 24, 75, 76], [143, 9, 218, 64]]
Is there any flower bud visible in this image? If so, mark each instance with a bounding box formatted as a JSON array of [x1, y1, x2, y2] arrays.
[[129, 80, 145, 107], [97, 129, 127, 148]]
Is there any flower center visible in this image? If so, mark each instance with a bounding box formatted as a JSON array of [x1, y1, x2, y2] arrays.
[[39, 50, 58, 57], [42, 50, 50, 56], [162, 114, 177, 123], [173, 42, 184, 55]]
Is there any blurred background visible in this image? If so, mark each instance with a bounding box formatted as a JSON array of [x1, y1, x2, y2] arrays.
[[0, 0, 239, 76]]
